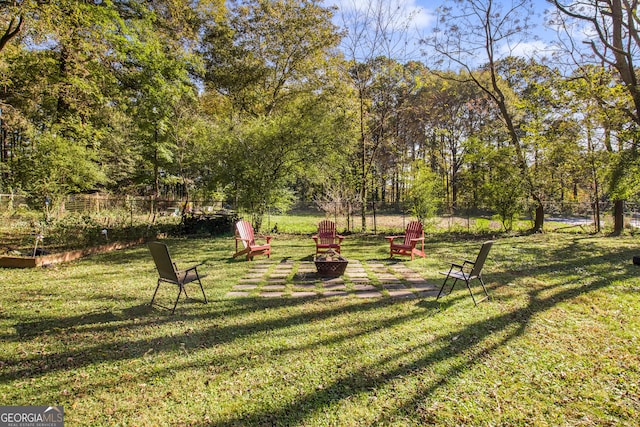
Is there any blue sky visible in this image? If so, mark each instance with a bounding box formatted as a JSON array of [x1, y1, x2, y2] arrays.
[[327, 0, 565, 64]]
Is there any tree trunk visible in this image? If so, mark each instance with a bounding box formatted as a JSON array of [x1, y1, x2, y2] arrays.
[[613, 199, 624, 235], [533, 200, 544, 232], [360, 184, 367, 232]]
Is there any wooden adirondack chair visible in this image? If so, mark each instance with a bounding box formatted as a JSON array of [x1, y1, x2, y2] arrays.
[[312, 220, 344, 255], [385, 220, 426, 260], [233, 220, 272, 261]]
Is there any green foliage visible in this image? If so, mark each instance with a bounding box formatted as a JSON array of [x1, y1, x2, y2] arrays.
[[407, 161, 442, 222], [21, 126, 106, 208], [482, 148, 527, 232]]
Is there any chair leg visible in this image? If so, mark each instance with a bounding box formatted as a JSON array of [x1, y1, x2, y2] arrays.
[[198, 278, 208, 304], [464, 279, 478, 306], [478, 276, 490, 301], [171, 286, 184, 314], [437, 276, 458, 300], [465, 278, 489, 306], [150, 280, 162, 306]]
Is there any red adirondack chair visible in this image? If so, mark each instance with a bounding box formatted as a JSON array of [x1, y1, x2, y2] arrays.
[[385, 220, 426, 260], [233, 220, 272, 261], [312, 220, 344, 255]]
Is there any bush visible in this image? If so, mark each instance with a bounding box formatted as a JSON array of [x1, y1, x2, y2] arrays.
[[180, 212, 238, 236]]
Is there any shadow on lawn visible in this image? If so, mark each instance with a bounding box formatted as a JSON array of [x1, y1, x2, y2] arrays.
[[3, 235, 638, 425], [196, 245, 637, 426]]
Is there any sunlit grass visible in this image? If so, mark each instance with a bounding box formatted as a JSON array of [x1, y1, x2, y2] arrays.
[[1, 230, 639, 426]]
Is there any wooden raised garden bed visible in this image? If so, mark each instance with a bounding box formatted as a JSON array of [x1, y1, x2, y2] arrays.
[[0, 238, 146, 268]]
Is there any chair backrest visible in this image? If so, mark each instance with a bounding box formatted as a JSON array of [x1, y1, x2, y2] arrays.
[[149, 242, 178, 282], [317, 220, 336, 244], [471, 241, 493, 276], [235, 220, 256, 248], [403, 221, 423, 245]]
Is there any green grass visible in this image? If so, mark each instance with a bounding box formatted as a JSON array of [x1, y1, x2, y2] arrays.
[[1, 231, 639, 426]]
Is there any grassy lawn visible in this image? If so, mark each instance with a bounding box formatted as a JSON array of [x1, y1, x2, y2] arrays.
[[1, 230, 639, 425]]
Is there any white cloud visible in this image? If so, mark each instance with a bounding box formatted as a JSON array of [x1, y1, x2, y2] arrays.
[[328, 0, 435, 31], [499, 40, 553, 59]]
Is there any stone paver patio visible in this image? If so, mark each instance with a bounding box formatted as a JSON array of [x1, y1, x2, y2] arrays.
[[226, 259, 441, 299]]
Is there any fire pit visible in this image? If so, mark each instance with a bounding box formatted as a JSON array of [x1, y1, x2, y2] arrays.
[[314, 249, 348, 277]]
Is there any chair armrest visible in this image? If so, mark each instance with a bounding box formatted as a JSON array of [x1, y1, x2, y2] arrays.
[[180, 261, 205, 273], [385, 235, 403, 242], [336, 235, 345, 243], [312, 235, 319, 243], [264, 235, 272, 243]]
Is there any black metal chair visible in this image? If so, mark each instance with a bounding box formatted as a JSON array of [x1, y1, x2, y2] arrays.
[[148, 241, 208, 313], [437, 241, 493, 306]]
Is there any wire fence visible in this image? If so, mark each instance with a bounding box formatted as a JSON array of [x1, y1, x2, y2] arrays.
[[3, 193, 640, 230], [0, 193, 226, 217]]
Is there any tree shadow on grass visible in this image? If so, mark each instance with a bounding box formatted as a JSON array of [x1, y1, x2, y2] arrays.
[[3, 235, 638, 424], [193, 253, 633, 426]]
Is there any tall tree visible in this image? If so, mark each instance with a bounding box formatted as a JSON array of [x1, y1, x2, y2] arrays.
[[550, 0, 640, 233], [201, 0, 356, 228], [339, 0, 419, 230], [423, 0, 549, 231]]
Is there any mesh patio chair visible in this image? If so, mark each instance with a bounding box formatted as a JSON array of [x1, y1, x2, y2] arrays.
[[149, 241, 208, 313], [436, 241, 493, 306]]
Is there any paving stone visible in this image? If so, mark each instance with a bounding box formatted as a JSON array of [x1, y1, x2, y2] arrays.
[[269, 273, 289, 280], [245, 272, 266, 278], [321, 277, 344, 285], [404, 276, 426, 282], [233, 284, 258, 290], [226, 291, 250, 297], [388, 290, 417, 299], [322, 291, 349, 297], [293, 283, 317, 290], [378, 277, 402, 284], [346, 273, 367, 278], [293, 273, 317, 282], [353, 284, 377, 291], [382, 283, 407, 290], [367, 263, 387, 268], [410, 283, 438, 291], [291, 291, 318, 298], [415, 290, 440, 298], [254, 261, 274, 267], [259, 292, 285, 297], [354, 291, 383, 298], [226, 260, 446, 300], [323, 284, 347, 291], [390, 265, 413, 271]]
